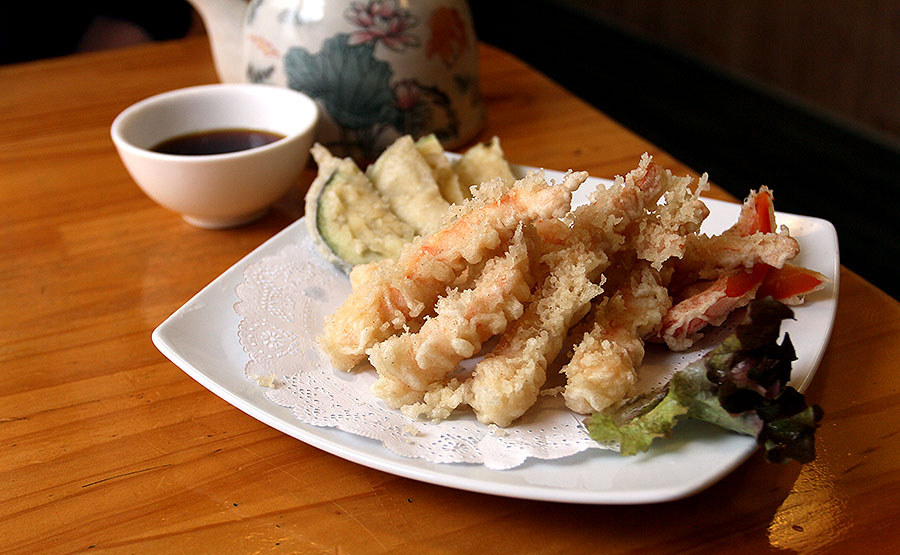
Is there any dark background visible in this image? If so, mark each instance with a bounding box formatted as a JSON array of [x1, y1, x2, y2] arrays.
[[468, 1, 900, 301], [0, 3, 194, 63]]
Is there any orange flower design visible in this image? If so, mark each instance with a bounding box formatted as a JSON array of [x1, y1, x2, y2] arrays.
[[427, 6, 467, 67], [249, 35, 280, 57]]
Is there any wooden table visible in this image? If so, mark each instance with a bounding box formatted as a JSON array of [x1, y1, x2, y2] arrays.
[[2, 36, 898, 553]]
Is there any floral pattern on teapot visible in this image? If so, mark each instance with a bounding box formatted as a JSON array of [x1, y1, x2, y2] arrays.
[[243, 0, 484, 163]]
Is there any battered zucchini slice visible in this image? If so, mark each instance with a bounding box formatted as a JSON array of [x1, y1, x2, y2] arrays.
[[305, 144, 415, 273], [453, 136, 517, 194], [415, 134, 466, 204], [366, 135, 450, 235], [305, 136, 519, 273]]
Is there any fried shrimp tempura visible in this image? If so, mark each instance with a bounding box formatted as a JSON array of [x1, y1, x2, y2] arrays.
[[675, 231, 800, 282], [466, 156, 671, 426], [631, 171, 710, 269], [659, 265, 768, 351], [467, 251, 603, 426], [657, 187, 807, 350], [368, 224, 537, 408], [551, 159, 708, 413], [319, 171, 586, 370], [315, 151, 824, 429], [571, 153, 669, 251], [671, 186, 799, 283], [562, 262, 670, 414]]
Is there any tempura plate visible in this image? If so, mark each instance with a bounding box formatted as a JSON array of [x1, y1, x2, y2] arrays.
[[153, 165, 839, 504]]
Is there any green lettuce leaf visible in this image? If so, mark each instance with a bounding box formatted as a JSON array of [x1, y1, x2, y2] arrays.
[[587, 392, 688, 456], [585, 297, 823, 463]]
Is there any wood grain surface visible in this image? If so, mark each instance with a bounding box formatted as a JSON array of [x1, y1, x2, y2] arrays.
[[2, 36, 899, 553]]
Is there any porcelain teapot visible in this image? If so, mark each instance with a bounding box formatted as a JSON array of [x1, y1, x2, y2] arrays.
[[189, 0, 485, 161]]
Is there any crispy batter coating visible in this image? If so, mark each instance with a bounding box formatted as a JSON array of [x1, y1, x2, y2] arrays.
[[657, 187, 803, 350], [318, 171, 585, 370], [631, 171, 710, 269], [563, 262, 670, 414], [465, 155, 675, 425], [369, 224, 537, 408], [568, 153, 669, 253], [675, 231, 800, 282], [316, 152, 822, 428], [467, 251, 602, 426]]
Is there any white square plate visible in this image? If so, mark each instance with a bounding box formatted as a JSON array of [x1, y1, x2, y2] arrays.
[[153, 166, 839, 504]]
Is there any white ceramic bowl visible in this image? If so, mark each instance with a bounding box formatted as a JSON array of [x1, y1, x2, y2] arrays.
[[111, 84, 319, 228]]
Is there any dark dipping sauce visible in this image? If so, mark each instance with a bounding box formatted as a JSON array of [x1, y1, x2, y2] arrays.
[[151, 128, 285, 155]]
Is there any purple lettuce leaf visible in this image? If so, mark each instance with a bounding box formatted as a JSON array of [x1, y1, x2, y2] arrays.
[[586, 297, 823, 463]]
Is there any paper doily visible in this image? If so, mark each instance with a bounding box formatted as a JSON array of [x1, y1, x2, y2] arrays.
[[234, 232, 703, 470]]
